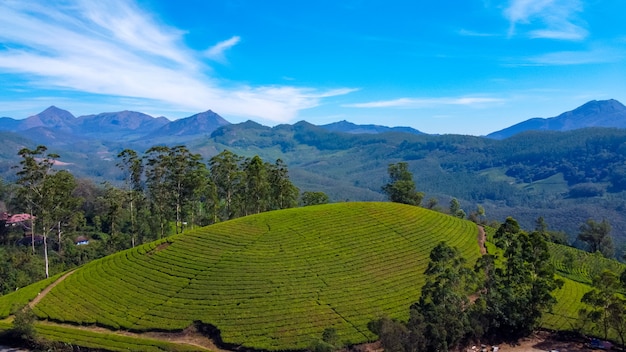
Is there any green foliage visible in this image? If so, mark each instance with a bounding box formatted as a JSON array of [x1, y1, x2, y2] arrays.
[[449, 198, 465, 219], [11, 306, 36, 341], [24, 202, 480, 350], [300, 191, 329, 206], [407, 242, 476, 351], [578, 218, 614, 258], [480, 218, 563, 339], [382, 162, 424, 206]]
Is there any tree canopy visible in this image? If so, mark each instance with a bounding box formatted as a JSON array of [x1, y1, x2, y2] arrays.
[[381, 162, 423, 206]]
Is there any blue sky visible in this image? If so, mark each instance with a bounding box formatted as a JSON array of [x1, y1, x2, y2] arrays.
[[0, 0, 624, 135]]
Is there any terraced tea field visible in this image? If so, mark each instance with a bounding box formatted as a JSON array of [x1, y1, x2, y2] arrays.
[[2, 202, 481, 350]]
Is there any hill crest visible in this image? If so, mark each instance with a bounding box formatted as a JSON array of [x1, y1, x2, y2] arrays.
[[2, 202, 481, 350]]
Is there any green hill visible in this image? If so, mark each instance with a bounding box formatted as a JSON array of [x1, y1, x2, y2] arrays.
[[0, 202, 481, 350]]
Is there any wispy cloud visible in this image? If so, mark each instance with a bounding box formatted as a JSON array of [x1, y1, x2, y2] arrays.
[[504, 0, 587, 40], [509, 46, 624, 66], [343, 97, 504, 108], [458, 29, 498, 37], [0, 1, 352, 123], [204, 36, 241, 63]]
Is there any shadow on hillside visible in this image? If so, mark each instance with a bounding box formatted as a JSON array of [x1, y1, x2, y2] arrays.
[[194, 321, 275, 352]]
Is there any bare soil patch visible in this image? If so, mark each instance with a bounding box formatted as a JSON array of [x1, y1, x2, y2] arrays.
[[467, 331, 588, 352], [477, 225, 487, 255]]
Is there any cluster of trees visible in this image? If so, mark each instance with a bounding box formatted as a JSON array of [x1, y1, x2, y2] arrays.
[[580, 270, 626, 346], [0, 145, 323, 294], [116, 147, 301, 241], [371, 218, 563, 351]]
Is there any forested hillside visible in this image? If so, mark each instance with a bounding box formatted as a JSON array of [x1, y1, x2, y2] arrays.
[[2, 113, 626, 245]]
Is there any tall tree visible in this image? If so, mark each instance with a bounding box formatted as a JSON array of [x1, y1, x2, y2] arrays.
[[408, 242, 475, 351], [16, 146, 79, 278], [144, 146, 172, 239], [578, 218, 614, 258], [117, 149, 144, 247], [449, 198, 465, 219], [267, 159, 299, 210], [481, 217, 563, 338], [241, 156, 270, 216], [209, 150, 242, 221], [16, 146, 55, 254], [382, 162, 423, 206], [168, 145, 206, 233], [580, 270, 623, 342]]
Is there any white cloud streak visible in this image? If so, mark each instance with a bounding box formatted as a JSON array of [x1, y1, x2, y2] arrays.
[[204, 36, 241, 63], [504, 0, 587, 40], [509, 46, 625, 66], [343, 97, 504, 108], [0, 0, 352, 123]]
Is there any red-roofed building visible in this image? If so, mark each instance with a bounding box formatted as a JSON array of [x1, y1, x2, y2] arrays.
[[7, 213, 34, 225]]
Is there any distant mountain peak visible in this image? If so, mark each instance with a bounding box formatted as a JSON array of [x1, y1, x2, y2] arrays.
[[19, 105, 77, 131], [487, 99, 626, 139], [148, 109, 231, 137]]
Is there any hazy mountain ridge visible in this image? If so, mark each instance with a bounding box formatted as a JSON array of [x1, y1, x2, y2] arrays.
[[487, 99, 626, 139], [321, 120, 424, 135], [0, 106, 228, 141], [1, 99, 624, 142]]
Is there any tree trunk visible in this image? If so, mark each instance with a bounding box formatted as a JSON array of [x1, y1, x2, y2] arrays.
[[130, 199, 135, 248], [30, 209, 35, 254], [43, 227, 49, 279], [57, 221, 62, 255]]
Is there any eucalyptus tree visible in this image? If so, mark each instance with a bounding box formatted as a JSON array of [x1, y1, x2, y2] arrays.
[[117, 149, 144, 247], [168, 145, 206, 233], [209, 150, 243, 221], [15, 146, 79, 278], [241, 155, 270, 216], [144, 146, 172, 239], [481, 217, 563, 338], [267, 158, 299, 210], [408, 242, 476, 351]]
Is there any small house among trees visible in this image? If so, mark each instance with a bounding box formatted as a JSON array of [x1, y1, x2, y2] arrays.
[[74, 236, 89, 246]]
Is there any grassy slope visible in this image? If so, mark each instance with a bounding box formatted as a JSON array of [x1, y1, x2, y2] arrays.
[[2, 202, 481, 350], [5, 203, 619, 349]]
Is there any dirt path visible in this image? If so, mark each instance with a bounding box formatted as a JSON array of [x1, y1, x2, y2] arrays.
[[28, 270, 75, 309], [477, 225, 487, 255]]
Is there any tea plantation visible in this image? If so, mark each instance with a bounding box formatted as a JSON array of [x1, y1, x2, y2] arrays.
[[1, 202, 482, 350]]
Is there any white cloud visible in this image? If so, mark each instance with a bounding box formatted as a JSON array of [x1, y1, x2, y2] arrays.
[[504, 0, 587, 40], [458, 29, 498, 37], [343, 97, 504, 108], [510, 47, 624, 66], [0, 1, 352, 123], [204, 36, 241, 63]]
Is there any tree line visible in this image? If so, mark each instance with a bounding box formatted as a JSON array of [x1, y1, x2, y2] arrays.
[[0, 145, 328, 294]]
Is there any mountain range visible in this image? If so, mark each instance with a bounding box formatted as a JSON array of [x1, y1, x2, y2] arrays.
[[2, 99, 626, 245], [1, 99, 625, 142], [486, 99, 626, 139]]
